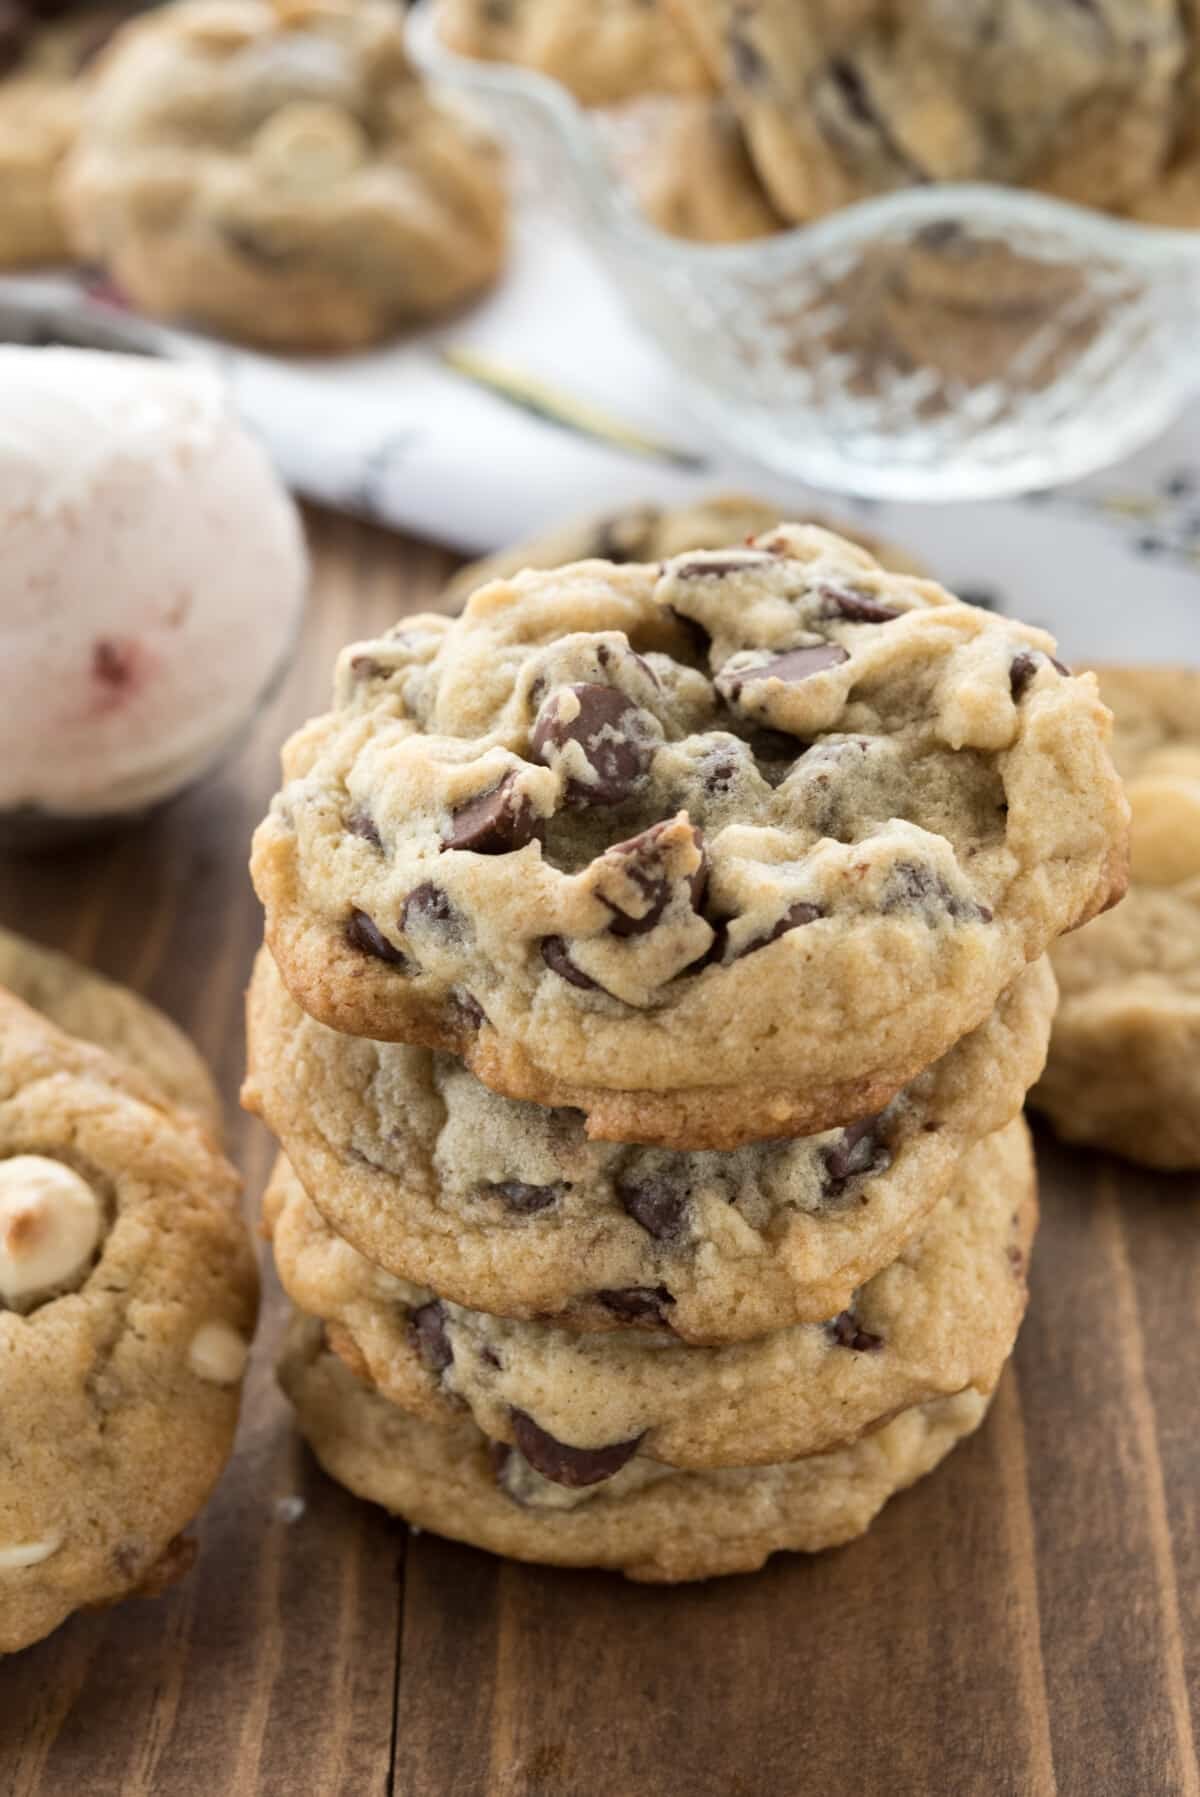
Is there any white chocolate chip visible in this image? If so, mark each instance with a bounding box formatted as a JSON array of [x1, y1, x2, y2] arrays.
[[0, 1535, 62, 1571], [0, 1157, 103, 1312], [188, 1320, 249, 1386], [1128, 774, 1200, 886]]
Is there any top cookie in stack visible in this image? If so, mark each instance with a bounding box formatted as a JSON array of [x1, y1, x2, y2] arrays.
[[252, 522, 1127, 1153]]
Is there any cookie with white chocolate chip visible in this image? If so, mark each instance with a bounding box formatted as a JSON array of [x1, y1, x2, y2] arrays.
[[62, 0, 507, 351], [0, 990, 257, 1655], [252, 521, 1127, 1151], [245, 947, 1054, 1341], [1033, 667, 1200, 1169], [280, 1311, 993, 1582], [266, 1116, 1036, 1468]]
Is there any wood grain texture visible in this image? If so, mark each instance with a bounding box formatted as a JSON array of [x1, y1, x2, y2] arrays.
[[1, 510, 1197, 1797]]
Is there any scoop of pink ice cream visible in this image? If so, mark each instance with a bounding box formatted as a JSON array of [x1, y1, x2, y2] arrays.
[[0, 346, 307, 820]]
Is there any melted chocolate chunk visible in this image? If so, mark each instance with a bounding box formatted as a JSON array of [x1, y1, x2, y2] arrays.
[[347, 810, 382, 849], [483, 1180, 563, 1215], [531, 683, 650, 807], [820, 584, 901, 623], [671, 549, 775, 577], [540, 936, 600, 991], [719, 644, 849, 700], [346, 908, 408, 967], [828, 1310, 884, 1352], [510, 1409, 645, 1488], [401, 883, 458, 931], [616, 1168, 689, 1240], [1010, 649, 1071, 699], [597, 1286, 676, 1326], [410, 1301, 453, 1374], [883, 861, 991, 923], [736, 900, 824, 959], [452, 991, 486, 1030], [822, 1116, 891, 1195], [599, 822, 708, 938], [444, 772, 541, 854]]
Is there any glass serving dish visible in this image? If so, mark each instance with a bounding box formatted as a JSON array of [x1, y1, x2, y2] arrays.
[[408, 0, 1200, 501]]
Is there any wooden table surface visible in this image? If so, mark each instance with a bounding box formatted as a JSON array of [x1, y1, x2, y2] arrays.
[[2, 509, 1198, 1797]]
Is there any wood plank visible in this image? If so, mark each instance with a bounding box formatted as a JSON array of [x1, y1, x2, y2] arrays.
[[1, 509, 1197, 1797], [1, 511, 454, 1797]]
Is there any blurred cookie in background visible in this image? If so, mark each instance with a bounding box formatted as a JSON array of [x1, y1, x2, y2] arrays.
[[64, 0, 509, 351], [637, 96, 784, 243], [0, 1, 147, 266], [1033, 666, 1200, 1170], [440, 490, 926, 610], [436, 0, 712, 106]]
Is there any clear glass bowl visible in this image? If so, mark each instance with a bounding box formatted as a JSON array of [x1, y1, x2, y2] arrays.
[[409, 0, 1200, 501]]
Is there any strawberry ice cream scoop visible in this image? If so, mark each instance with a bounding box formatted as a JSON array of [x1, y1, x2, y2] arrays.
[[0, 346, 306, 837]]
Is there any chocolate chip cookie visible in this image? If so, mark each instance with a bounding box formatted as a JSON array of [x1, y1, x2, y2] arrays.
[[252, 522, 1126, 1150], [0, 2, 145, 266], [0, 990, 257, 1654], [280, 1312, 992, 1582], [637, 95, 784, 240], [246, 947, 1053, 1340], [666, 0, 1185, 225], [436, 0, 711, 105], [0, 925, 221, 1134], [63, 0, 508, 351], [267, 1115, 1035, 1469], [1033, 666, 1200, 1169], [440, 493, 927, 612]]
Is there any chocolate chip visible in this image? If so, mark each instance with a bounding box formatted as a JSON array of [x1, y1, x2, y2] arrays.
[[670, 550, 774, 577], [410, 1301, 452, 1374], [597, 1286, 675, 1326], [482, 1180, 563, 1215], [488, 1439, 512, 1480], [820, 585, 901, 623], [1010, 649, 1071, 698], [598, 822, 707, 938], [443, 772, 541, 854], [401, 883, 457, 931], [828, 57, 876, 128], [822, 1116, 891, 1195], [452, 991, 486, 1030], [616, 1168, 689, 1240], [531, 683, 650, 807], [347, 810, 382, 849], [882, 861, 991, 924], [540, 936, 600, 990], [735, 900, 824, 959], [828, 1310, 884, 1352], [510, 1409, 644, 1488], [346, 908, 408, 966], [718, 644, 849, 700], [349, 653, 386, 681]]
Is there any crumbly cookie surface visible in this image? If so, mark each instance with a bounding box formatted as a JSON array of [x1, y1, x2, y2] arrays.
[[246, 948, 1053, 1340], [436, 0, 711, 104], [665, 0, 1185, 224], [280, 1312, 991, 1581], [267, 1116, 1035, 1469], [0, 925, 221, 1134], [0, 991, 256, 1655], [1034, 666, 1200, 1168], [63, 0, 507, 350], [440, 494, 927, 611], [252, 522, 1125, 1149]]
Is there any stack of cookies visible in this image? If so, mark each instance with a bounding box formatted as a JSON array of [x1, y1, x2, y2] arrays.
[[246, 520, 1129, 1582]]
